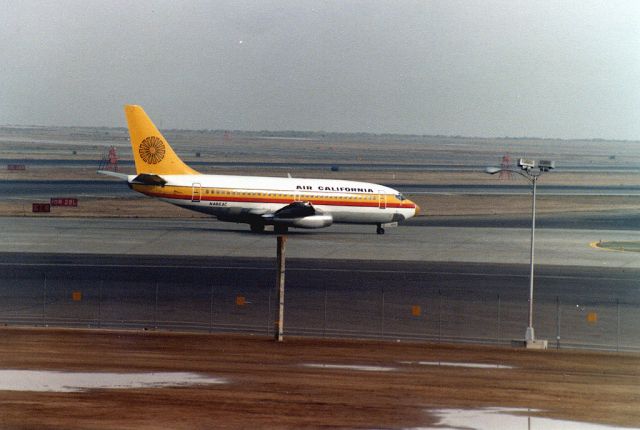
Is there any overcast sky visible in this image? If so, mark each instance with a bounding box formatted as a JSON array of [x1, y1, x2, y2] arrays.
[[1, 1, 639, 139]]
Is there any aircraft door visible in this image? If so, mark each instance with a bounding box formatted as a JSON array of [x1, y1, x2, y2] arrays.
[[192, 183, 202, 202], [378, 191, 387, 209]]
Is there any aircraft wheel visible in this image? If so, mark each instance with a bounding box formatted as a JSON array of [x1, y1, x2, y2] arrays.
[[250, 223, 265, 233], [376, 224, 385, 235]]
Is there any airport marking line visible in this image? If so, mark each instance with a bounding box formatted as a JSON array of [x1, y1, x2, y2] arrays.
[[0, 261, 636, 282]]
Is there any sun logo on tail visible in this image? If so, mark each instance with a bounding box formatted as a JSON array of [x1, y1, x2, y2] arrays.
[[139, 136, 166, 164]]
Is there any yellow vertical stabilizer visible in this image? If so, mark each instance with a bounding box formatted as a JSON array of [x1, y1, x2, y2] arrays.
[[124, 105, 199, 175]]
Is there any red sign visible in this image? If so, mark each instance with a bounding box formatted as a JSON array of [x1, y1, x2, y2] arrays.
[[32, 203, 51, 213], [7, 164, 26, 171], [50, 198, 78, 207]]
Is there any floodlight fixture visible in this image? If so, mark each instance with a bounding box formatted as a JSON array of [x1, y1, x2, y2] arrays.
[[518, 158, 536, 170], [538, 160, 555, 171]]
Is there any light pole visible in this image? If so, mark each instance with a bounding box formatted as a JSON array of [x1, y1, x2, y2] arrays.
[[486, 158, 554, 347]]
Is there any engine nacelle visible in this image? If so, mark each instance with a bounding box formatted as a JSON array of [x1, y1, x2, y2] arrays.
[[274, 214, 333, 229]]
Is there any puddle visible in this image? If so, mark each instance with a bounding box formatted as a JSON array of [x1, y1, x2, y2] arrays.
[[401, 361, 514, 369], [303, 364, 396, 372], [0, 370, 226, 392], [411, 408, 638, 429]]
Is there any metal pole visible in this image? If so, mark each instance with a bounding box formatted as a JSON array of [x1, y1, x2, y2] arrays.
[[525, 175, 537, 342], [616, 299, 620, 352], [267, 287, 271, 336], [497, 294, 501, 343], [323, 286, 328, 338], [488, 163, 551, 346], [438, 289, 442, 343], [42, 274, 47, 327], [154, 282, 159, 329], [381, 287, 385, 338], [556, 296, 560, 350], [209, 284, 214, 333], [98, 280, 102, 328], [275, 235, 286, 342]]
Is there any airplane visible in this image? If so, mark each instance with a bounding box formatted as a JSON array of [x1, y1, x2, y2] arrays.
[[98, 105, 421, 234]]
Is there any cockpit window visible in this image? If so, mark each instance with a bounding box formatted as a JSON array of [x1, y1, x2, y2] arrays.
[[396, 194, 406, 201]]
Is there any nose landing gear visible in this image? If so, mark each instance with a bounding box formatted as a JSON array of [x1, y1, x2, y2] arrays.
[[376, 223, 385, 235]]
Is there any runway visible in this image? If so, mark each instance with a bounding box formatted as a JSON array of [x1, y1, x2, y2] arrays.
[[1, 216, 639, 267], [413, 211, 640, 230]]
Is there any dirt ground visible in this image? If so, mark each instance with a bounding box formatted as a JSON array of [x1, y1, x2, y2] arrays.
[[0, 327, 638, 429]]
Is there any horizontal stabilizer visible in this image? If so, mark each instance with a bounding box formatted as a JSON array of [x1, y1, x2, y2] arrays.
[[97, 170, 129, 180], [131, 173, 167, 186]]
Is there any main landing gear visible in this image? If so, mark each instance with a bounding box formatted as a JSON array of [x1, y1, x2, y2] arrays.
[[376, 223, 385, 235], [250, 222, 265, 233]]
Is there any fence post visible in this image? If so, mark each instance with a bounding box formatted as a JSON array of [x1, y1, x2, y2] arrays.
[[267, 287, 271, 336], [616, 299, 620, 353], [497, 294, 501, 343], [438, 289, 442, 343], [323, 286, 328, 338], [556, 296, 560, 350], [209, 285, 214, 334], [42, 274, 47, 327], [381, 287, 385, 337], [154, 282, 159, 329], [98, 280, 102, 328]]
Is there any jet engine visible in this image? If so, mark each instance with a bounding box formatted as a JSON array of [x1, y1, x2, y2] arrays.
[[264, 201, 333, 229]]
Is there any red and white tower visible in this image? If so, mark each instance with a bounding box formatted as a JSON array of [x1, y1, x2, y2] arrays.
[[99, 146, 119, 172], [499, 153, 512, 180]]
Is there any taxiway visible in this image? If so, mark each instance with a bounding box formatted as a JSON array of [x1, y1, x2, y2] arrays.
[[1, 216, 638, 268]]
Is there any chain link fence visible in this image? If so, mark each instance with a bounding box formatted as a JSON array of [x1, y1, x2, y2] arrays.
[[1, 273, 638, 352]]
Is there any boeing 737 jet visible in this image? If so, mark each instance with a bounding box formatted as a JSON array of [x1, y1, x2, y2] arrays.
[[99, 105, 420, 234]]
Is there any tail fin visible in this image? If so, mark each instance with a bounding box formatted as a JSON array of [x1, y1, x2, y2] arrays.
[[124, 105, 199, 175]]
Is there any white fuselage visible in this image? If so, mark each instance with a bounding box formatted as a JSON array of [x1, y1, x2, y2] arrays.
[[129, 174, 418, 225]]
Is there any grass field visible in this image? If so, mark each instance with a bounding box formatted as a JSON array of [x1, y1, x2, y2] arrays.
[[596, 241, 640, 252]]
